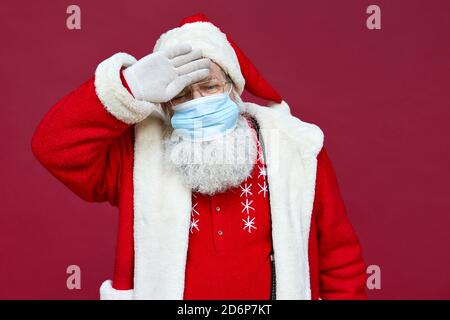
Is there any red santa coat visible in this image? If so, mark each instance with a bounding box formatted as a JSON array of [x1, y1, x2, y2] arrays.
[[31, 53, 367, 300]]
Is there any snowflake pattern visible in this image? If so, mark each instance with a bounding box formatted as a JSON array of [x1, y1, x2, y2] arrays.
[[242, 216, 257, 233], [238, 128, 268, 234], [190, 218, 199, 234], [240, 183, 253, 197], [241, 198, 255, 215], [191, 202, 200, 216], [257, 147, 264, 164], [190, 198, 200, 234], [258, 165, 266, 179], [258, 181, 268, 198]]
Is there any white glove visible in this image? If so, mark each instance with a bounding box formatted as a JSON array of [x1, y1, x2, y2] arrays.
[[123, 43, 210, 103]]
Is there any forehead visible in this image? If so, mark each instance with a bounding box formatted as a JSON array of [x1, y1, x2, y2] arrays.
[[209, 62, 226, 78], [193, 61, 226, 84]]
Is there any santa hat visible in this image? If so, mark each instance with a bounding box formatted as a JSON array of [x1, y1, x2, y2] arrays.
[[153, 13, 282, 104]]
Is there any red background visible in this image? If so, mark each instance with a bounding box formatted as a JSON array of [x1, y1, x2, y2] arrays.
[[1, 0, 449, 299]]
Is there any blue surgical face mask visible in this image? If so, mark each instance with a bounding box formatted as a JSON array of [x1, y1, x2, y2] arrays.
[[170, 90, 239, 141]]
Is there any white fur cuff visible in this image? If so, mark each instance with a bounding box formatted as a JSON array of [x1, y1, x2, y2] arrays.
[[99, 280, 134, 300], [94, 52, 161, 125]]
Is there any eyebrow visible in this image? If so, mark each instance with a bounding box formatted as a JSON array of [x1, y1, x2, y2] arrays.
[[191, 75, 223, 86], [204, 70, 230, 81], [178, 72, 228, 94], [175, 75, 228, 98]]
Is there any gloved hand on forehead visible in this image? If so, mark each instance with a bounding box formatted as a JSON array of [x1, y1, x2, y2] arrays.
[[123, 43, 210, 103]]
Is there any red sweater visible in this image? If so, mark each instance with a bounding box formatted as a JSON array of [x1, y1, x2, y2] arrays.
[[31, 75, 368, 300]]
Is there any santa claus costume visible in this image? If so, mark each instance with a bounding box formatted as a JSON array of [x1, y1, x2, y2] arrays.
[[31, 13, 367, 300]]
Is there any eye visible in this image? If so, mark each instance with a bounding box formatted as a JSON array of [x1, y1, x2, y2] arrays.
[[202, 84, 221, 94], [171, 93, 189, 105]]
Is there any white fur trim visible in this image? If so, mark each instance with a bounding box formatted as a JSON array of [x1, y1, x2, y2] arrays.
[[244, 101, 324, 299], [267, 100, 292, 114], [94, 53, 166, 124], [131, 100, 323, 299], [133, 116, 192, 299], [154, 22, 245, 94], [100, 280, 134, 300]]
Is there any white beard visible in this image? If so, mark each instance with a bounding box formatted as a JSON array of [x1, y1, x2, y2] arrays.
[[163, 115, 258, 195]]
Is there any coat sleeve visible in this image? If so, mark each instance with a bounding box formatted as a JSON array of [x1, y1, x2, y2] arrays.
[[31, 53, 158, 206], [313, 147, 368, 299]]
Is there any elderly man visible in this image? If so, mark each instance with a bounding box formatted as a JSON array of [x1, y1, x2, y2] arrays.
[[31, 14, 367, 300]]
